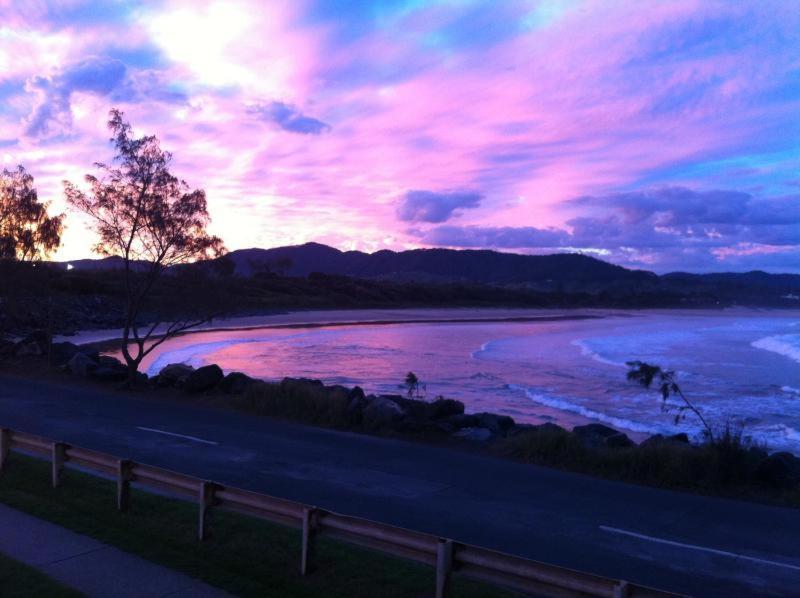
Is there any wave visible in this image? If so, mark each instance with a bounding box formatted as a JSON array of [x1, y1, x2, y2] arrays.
[[570, 339, 627, 368], [507, 384, 668, 435], [751, 334, 800, 365]]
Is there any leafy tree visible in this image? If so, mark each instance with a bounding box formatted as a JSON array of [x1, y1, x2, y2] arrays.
[[64, 109, 225, 384], [626, 361, 714, 441], [0, 165, 63, 261]]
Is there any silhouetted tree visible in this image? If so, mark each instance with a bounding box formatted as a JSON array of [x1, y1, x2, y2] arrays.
[[626, 361, 714, 441], [404, 371, 426, 399], [0, 165, 63, 261], [65, 109, 225, 384]]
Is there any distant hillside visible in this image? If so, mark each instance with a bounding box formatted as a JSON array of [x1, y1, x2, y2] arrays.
[[216, 243, 656, 287]]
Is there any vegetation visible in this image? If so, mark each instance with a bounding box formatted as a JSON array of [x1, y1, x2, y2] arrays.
[[0, 454, 505, 598], [403, 371, 425, 399], [237, 380, 353, 428], [497, 423, 798, 504], [0, 552, 83, 598], [0, 165, 63, 262], [64, 109, 225, 383]]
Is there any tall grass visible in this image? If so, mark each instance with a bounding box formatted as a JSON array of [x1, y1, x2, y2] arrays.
[[235, 380, 353, 427]]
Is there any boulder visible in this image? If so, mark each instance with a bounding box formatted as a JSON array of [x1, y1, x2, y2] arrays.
[[573, 423, 634, 449], [454, 427, 493, 442], [67, 352, 98, 377], [184, 364, 225, 393], [89, 356, 127, 383], [49, 342, 82, 366], [219, 371, 257, 394], [362, 396, 405, 428], [440, 413, 480, 430], [474, 412, 516, 435], [757, 452, 800, 488], [640, 432, 691, 449], [157, 363, 195, 387], [15, 331, 48, 356], [426, 398, 465, 420]]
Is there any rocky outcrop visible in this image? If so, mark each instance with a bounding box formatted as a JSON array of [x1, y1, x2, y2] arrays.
[[156, 363, 195, 388], [218, 371, 257, 394], [184, 364, 224, 393], [573, 423, 634, 449]]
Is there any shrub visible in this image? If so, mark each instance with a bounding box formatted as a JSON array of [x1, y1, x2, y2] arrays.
[[237, 379, 352, 427]]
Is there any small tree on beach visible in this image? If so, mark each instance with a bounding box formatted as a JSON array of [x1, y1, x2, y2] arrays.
[[0, 165, 63, 262], [64, 109, 225, 385], [404, 371, 426, 399], [626, 361, 714, 441]]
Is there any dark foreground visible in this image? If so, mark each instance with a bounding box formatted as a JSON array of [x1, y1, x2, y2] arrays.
[[1, 376, 798, 596]]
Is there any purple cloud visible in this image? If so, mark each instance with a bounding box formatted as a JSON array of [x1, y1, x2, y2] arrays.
[[396, 190, 483, 223], [248, 102, 330, 135]]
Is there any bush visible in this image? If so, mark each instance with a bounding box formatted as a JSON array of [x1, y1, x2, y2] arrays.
[[237, 379, 352, 427]]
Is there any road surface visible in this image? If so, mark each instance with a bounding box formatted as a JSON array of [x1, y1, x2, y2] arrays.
[[0, 375, 798, 596]]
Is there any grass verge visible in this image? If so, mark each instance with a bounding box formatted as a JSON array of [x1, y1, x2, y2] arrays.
[[0, 552, 84, 598], [0, 453, 508, 598]]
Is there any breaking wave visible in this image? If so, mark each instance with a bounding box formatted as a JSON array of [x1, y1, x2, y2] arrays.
[[752, 334, 800, 365]]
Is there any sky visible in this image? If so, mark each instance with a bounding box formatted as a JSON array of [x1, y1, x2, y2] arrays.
[[0, 0, 799, 273]]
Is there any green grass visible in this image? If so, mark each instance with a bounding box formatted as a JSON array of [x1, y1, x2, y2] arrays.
[[0, 454, 509, 598], [0, 552, 84, 598]]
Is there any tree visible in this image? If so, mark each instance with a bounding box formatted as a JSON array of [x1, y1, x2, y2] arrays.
[[626, 361, 714, 441], [64, 109, 225, 384], [0, 165, 63, 261]]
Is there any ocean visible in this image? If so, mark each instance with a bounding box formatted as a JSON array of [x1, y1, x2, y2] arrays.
[[131, 310, 800, 453]]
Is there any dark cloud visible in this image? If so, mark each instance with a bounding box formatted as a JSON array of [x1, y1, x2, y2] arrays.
[[248, 101, 330, 135], [420, 225, 566, 247], [412, 186, 800, 272], [24, 56, 186, 138], [396, 190, 483, 223], [25, 56, 126, 137]]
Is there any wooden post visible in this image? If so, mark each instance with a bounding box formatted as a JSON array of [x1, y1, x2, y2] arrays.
[[300, 507, 319, 576], [198, 481, 217, 541], [0, 428, 9, 474], [614, 581, 630, 598], [435, 539, 454, 598], [116, 460, 133, 512], [51, 442, 67, 488]]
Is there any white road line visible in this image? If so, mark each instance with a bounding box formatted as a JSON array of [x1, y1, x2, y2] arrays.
[[600, 525, 800, 572], [136, 426, 219, 446]]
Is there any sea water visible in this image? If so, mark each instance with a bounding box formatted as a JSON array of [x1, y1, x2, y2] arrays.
[[135, 310, 800, 454]]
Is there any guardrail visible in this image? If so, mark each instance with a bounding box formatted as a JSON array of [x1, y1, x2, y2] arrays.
[[0, 427, 681, 597]]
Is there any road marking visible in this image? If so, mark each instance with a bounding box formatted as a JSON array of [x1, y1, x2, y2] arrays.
[[136, 427, 218, 446], [600, 525, 800, 572]]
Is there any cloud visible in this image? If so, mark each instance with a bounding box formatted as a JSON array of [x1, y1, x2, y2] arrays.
[[420, 225, 566, 248], [396, 190, 483, 223], [24, 56, 127, 137], [248, 101, 331, 135]]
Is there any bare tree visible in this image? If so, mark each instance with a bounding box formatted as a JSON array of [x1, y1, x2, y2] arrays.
[[626, 361, 714, 441], [65, 109, 225, 384], [0, 165, 63, 261]]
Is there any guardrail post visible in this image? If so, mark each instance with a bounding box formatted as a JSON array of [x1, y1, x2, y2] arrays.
[[198, 481, 218, 541], [614, 581, 630, 598], [435, 538, 454, 598], [300, 507, 319, 576], [116, 460, 134, 512], [51, 442, 67, 488], [0, 429, 9, 474]]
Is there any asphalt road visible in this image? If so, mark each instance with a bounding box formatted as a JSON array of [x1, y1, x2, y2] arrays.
[[1, 375, 798, 596]]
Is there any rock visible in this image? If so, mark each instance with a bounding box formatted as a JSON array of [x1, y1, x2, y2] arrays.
[[440, 413, 480, 430], [15, 341, 43, 357], [348, 386, 366, 403], [362, 396, 405, 428], [426, 398, 465, 420], [757, 452, 800, 488], [184, 364, 225, 393], [474, 412, 516, 435], [49, 342, 82, 366], [219, 371, 257, 394], [157, 363, 195, 387], [280, 377, 325, 393], [573, 423, 634, 449], [88, 355, 127, 383], [454, 427, 493, 442], [640, 432, 691, 449], [67, 352, 98, 377]]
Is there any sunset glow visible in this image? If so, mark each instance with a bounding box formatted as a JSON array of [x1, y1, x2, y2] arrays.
[[1, 0, 798, 271]]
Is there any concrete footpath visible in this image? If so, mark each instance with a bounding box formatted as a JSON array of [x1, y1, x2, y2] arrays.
[[0, 503, 231, 597]]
